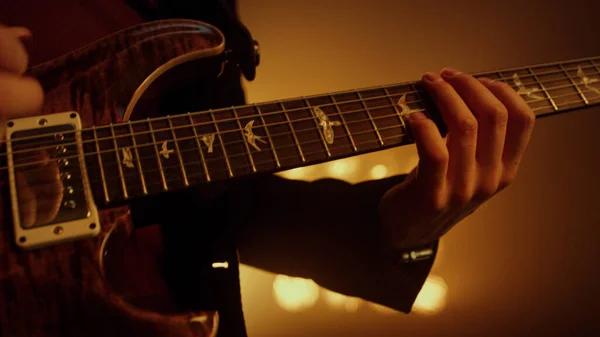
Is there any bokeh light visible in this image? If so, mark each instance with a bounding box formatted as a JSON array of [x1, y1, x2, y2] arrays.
[[370, 164, 388, 180], [402, 154, 419, 173], [412, 274, 448, 315], [278, 166, 313, 180], [327, 158, 358, 179], [322, 289, 362, 312], [368, 302, 398, 315], [272, 275, 320, 312]]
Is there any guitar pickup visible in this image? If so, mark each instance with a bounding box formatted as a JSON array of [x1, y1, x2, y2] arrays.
[[5, 112, 100, 250]]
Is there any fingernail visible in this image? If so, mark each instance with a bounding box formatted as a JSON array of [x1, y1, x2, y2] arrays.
[[422, 72, 442, 83], [441, 67, 461, 78], [408, 112, 427, 121], [478, 77, 496, 85]]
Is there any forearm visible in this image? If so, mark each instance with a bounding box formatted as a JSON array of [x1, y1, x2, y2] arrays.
[[226, 174, 438, 313]]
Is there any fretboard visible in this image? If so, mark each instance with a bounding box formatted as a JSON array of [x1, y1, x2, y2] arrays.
[[80, 56, 600, 206]]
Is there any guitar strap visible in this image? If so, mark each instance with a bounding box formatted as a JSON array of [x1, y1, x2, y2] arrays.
[[214, 0, 260, 81]]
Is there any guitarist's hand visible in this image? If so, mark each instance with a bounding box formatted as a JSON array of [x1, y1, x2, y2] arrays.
[[0, 26, 62, 228], [0, 25, 43, 136], [379, 68, 535, 250]]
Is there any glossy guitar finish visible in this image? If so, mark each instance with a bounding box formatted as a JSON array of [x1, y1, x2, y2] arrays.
[[0, 20, 226, 337]]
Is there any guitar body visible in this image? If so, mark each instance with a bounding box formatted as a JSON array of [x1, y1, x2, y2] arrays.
[[0, 20, 231, 337]]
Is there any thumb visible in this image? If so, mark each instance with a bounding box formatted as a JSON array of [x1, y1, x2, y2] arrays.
[[0, 26, 32, 74]]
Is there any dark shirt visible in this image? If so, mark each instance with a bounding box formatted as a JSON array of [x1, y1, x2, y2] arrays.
[[0, 1, 437, 336]]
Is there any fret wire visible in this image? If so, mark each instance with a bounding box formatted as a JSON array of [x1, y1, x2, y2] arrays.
[[80, 129, 409, 194], [128, 122, 148, 195], [11, 86, 595, 173], [279, 101, 306, 163], [61, 101, 597, 194], [470, 55, 600, 77], [496, 71, 507, 84], [210, 110, 234, 177], [147, 119, 169, 191], [90, 122, 412, 189], [92, 126, 110, 203], [188, 114, 211, 182], [527, 67, 558, 111], [89, 86, 600, 185], [559, 63, 589, 105], [6, 75, 600, 168], [167, 116, 189, 187], [109, 124, 129, 199], [303, 97, 332, 157], [590, 59, 600, 76], [255, 104, 281, 168], [101, 119, 404, 178], [355, 90, 384, 146], [15, 92, 600, 187], [329, 94, 357, 152], [48, 85, 597, 191], [407, 82, 424, 135], [6, 61, 600, 150], [19, 99, 428, 171], [232, 107, 258, 173], [6, 63, 600, 153], [383, 86, 407, 132]]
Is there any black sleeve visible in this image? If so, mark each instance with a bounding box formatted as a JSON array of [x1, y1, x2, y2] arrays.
[[221, 174, 438, 313]]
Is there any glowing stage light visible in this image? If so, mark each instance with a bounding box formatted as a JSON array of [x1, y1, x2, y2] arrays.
[[322, 289, 361, 312], [412, 274, 447, 315], [278, 166, 313, 180], [368, 302, 397, 315], [370, 164, 388, 179], [272, 275, 320, 312], [403, 154, 419, 173], [327, 159, 358, 178]]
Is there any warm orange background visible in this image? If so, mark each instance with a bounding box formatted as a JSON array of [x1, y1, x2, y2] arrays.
[[234, 1, 600, 336]]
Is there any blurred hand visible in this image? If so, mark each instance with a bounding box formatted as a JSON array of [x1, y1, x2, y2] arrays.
[[0, 25, 62, 228], [0, 25, 43, 135], [379, 68, 535, 250]]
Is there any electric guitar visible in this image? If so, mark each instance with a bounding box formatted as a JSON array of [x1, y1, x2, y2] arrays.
[[1, 19, 599, 337]]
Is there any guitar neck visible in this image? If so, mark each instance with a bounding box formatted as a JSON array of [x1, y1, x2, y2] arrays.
[[82, 56, 600, 206]]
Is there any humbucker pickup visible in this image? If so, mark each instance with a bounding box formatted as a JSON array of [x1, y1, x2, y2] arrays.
[[6, 112, 100, 250]]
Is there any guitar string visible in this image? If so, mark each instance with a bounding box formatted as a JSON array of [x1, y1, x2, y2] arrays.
[[4, 129, 494, 207], [5, 87, 600, 175], [1, 61, 599, 150], [8, 93, 600, 204], [5, 76, 600, 165], [46, 86, 600, 183], [4, 62, 600, 150]]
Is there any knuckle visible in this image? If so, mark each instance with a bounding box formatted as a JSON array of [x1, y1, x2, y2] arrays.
[[474, 183, 497, 200], [457, 117, 478, 136], [482, 103, 509, 128], [507, 105, 536, 131], [428, 148, 449, 168], [450, 189, 472, 207], [518, 109, 536, 131], [423, 193, 448, 214], [499, 170, 517, 190]]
